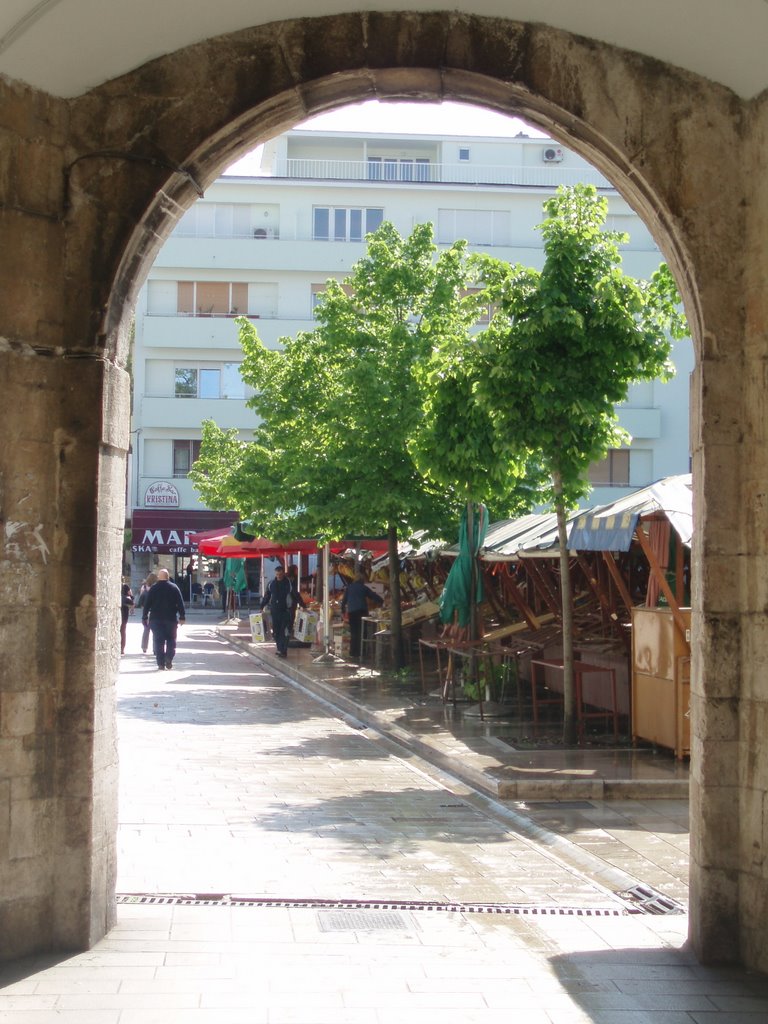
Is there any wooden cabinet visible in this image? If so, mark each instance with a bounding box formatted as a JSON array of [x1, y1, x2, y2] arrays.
[[631, 606, 691, 759]]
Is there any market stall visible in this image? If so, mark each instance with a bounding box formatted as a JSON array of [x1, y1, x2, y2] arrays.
[[188, 527, 389, 653], [410, 474, 693, 743], [190, 476, 694, 753]]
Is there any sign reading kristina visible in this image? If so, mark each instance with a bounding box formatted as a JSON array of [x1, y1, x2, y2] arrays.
[[144, 481, 180, 508]]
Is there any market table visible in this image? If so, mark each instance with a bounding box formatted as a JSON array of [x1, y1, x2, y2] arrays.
[[530, 658, 619, 740], [360, 615, 389, 664], [418, 637, 522, 720]]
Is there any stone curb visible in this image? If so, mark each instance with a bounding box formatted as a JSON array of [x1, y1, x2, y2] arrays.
[[220, 629, 687, 907], [221, 630, 688, 801]]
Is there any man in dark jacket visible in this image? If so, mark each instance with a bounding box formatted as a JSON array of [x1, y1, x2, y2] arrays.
[[341, 570, 384, 661], [142, 568, 186, 671], [261, 565, 305, 658]]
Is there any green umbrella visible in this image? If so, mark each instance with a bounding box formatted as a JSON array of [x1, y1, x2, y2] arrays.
[[439, 502, 488, 629], [223, 557, 247, 593]]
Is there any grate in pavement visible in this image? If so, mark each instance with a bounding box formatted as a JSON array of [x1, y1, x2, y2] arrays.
[[317, 909, 411, 932], [523, 801, 597, 809], [116, 894, 633, 916], [617, 883, 686, 915]]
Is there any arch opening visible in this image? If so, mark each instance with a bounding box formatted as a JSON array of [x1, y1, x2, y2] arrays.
[[104, 48, 710, 956], [117, 83, 700, 933], [5, 10, 762, 976]]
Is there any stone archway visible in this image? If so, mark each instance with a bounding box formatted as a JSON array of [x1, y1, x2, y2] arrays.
[[2, 11, 766, 972]]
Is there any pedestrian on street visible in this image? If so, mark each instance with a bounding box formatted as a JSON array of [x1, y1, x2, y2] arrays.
[[141, 568, 186, 670], [341, 570, 384, 661], [137, 571, 157, 653], [120, 578, 134, 655], [261, 564, 305, 658]]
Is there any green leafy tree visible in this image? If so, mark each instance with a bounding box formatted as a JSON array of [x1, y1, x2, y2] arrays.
[[411, 296, 548, 640], [192, 222, 515, 666], [431, 184, 688, 743]]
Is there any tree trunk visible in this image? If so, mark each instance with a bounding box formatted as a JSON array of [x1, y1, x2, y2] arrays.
[[387, 524, 405, 669], [315, 547, 324, 603], [553, 471, 578, 746]]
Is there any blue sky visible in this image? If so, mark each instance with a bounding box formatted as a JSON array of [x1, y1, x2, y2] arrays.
[[225, 100, 545, 175]]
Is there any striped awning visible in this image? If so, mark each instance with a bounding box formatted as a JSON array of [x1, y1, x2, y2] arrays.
[[568, 510, 640, 552]]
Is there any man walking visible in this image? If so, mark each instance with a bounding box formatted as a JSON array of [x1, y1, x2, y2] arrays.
[[141, 568, 186, 670], [261, 564, 305, 658]]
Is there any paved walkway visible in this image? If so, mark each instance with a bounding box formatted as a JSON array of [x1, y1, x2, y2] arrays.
[[2, 614, 768, 1022], [219, 613, 690, 908], [117, 624, 622, 907]]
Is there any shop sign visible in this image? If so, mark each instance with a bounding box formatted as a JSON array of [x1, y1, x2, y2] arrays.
[[144, 481, 180, 507], [131, 528, 195, 554], [131, 508, 236, 555]]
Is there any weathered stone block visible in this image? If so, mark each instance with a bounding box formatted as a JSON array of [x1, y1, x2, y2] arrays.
[[688, 859, 740, 964], [689, 693, 739, 747], [0, 736, 44, 780], [0, 895, 52, 960], [9, 796, 54, 860], [0, 780, 8, 861], [691, 736, 741, 794], [694, 613, 741, 699], [1, 690, 38, 737], [740, 702, 768, 789], [739, 873, 768, 974]]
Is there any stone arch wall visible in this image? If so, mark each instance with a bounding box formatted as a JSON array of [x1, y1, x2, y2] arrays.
[[66, 14, 728, 358], [1, 11, 765, 970]]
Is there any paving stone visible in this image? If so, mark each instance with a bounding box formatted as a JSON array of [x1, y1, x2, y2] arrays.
[[0, 619, 761, 1022]]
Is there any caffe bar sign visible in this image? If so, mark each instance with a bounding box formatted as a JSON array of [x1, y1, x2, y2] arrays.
[[131, 508, 236, 556], [144, 481, 180, 508], [132, 527, 196, 555]]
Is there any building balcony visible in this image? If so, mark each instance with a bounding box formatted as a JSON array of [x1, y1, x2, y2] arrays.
[[139, 315, 255, 349], [139, 395, 255, 430], [155, 236, 377, 269], [272, 158, 612, 189], [139, 313, 312, 350], [617, 407, 661, 440], [158, 235, 284, 269]]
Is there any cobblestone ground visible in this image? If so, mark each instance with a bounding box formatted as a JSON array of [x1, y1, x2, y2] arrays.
[[4, 620, 768, 1023], [117, 622, 622, 910]]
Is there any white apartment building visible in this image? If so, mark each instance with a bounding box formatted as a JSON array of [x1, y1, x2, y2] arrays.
[[129, 128, 693, 573]]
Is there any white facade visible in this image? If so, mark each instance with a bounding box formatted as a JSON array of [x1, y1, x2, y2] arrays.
[[130, 127, 693, 543]]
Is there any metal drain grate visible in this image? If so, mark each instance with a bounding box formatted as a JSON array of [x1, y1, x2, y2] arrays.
[[525, 801, 598, 810], [617, 884, 686, 915], [317, 909, 411, 932], [116, 894, 630, 916]]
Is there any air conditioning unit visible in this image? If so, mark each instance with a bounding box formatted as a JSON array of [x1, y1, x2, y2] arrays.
[[542, 147, 564, 163]]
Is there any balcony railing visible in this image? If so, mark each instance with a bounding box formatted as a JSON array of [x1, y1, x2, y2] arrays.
[[274, 158, 611, 189], [171, 229, 279, 240], [143, 311, 268, 320]]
